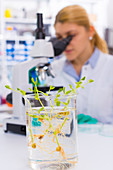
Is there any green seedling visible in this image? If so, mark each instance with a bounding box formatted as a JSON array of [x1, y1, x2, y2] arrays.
[[5, 76, 93, 159]]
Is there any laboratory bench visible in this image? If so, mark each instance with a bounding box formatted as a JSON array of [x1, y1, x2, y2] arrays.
[[0, 124, 113, 170]]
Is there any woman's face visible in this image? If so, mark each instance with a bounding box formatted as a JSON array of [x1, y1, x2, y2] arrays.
[[55, 22, 92, 62]]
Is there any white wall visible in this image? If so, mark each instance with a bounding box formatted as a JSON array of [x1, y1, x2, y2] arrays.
[[106, 0, 113, 28]]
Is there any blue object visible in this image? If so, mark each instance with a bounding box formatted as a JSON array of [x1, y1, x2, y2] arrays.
[[77, 114, 98, 124], [32, 118, 42, 127], [28, 66, 40, 86]]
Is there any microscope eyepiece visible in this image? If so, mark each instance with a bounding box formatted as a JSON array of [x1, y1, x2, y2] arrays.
[[37, 13, 43, 29], [49, 35, 74, 56], [35, 13, 45, 39]]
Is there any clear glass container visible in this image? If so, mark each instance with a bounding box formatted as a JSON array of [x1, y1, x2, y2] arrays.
[[25, 93, 78, 170]]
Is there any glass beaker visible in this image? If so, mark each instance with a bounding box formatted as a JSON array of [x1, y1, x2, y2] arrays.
[[25, 93, 78, 170]]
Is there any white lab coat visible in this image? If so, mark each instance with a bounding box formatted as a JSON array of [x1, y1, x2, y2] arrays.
[[48, 51, 113, 123]]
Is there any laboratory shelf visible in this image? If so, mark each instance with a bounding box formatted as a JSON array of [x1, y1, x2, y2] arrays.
[[4, 35, 35, 41], [5, 17, 52, 25]]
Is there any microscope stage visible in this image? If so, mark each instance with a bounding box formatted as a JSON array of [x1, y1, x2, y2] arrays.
[[3, 117, 26, 135]]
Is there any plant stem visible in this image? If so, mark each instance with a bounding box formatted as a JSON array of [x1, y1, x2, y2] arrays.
[[29, 116, 33, 143], [60, 117, 68, 130]]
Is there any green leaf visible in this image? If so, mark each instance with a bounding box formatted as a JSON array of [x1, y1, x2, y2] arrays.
[[29, 88, 33, 92], [45, 117, 49, 121], [89, 79, 94, 83], [31, 77, 35, 84], [56, 101, 61, 106], [50, 85, 55, 90], [5, 85, 11, 90], [63, 99, 70, 106], [69, 84, 74, 90], [81, 76, 86, 81], [54, 97, 57, 102], [58, 88, 63, 93], [63, 87, 65, 94], [66, 90, 71, 95], [40, 107, 44, 111], [78, 81, 82, 84], [38, 107, 44, 113], [76, 84, 80, 88], [43, 92, 48, 96], [56, 94, 60, 97], [20, 90, 26, 96], [67, 99, 70, 105], [16, 88, 26, 96], [81, 86, 84, 89], [32, 115, 38, 118], [40, 115, 44, 118], [63, 101, 67, 105], [76, 81, 82, 85]]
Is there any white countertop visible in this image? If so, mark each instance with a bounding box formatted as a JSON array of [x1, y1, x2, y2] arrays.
[[0, 125, 113, 170]]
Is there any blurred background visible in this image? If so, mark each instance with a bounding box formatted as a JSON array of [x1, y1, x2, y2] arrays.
[[0, 0, 113, 107]]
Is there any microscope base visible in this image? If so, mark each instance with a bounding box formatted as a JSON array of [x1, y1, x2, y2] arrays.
[[3, 118, 26, 135]]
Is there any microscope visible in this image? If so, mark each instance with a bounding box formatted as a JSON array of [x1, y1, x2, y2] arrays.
[[3, 13, 73, 135]]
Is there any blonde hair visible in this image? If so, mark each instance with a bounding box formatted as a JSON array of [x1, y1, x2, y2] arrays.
[[54, 5, 108, 53]]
